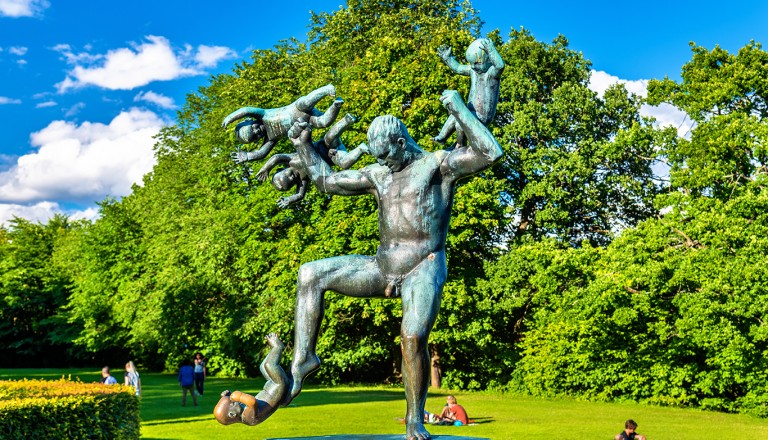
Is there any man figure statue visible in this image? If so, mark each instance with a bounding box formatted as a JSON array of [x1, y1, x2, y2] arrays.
[[285, 89, 503, 440]]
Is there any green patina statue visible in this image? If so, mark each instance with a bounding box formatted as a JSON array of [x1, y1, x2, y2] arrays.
[[222, 84, 344, 164], [218, 39, 504, 440], [433, 38, 505, 147], [255, 113, 368, 208]]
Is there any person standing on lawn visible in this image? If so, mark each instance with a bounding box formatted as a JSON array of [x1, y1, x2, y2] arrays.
[[178, 360, 197, 406], [193, 352, 206, 397]]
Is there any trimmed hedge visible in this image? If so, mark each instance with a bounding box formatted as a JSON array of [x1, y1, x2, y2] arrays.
[[0, 378, 140, 439]]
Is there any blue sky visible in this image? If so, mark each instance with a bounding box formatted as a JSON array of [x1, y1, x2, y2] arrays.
[[1, 0, 767, 225]]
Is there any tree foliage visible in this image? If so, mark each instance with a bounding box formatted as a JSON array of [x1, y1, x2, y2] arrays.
[[6, 0, 768, 417], [492, 41, 768, 415], [0, 216, 80, 367]]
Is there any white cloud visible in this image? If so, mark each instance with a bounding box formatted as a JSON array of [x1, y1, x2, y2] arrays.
[[0, 108, 166, 205], [589, 70, 693, 138], [134, 90, 177, 109], [55, 35, 236, 92], [0, 96, 21, 104], [0, 201, 61, 225], [8, 46, 28, 56], [35, 100, 57, 108], [64, 102, 86, 117], [0, 202, 100, 226], [194, 45, 237, 68], [0, 0, 48, 17]]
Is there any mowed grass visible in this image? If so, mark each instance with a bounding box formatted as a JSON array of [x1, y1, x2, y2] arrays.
[[2, 368, 768, 439]]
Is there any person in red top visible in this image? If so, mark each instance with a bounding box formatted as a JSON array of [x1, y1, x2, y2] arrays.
[[438, 395, 469, 425]]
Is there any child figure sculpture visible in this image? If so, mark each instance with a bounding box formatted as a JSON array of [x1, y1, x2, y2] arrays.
[[255, 113, 368, 208], [223, 84, 344, 163], [214, 333, 289, 426], [433, 38, 505, 147]]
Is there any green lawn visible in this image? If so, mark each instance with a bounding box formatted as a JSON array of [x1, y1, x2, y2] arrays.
[[2, 368, 768, 439]]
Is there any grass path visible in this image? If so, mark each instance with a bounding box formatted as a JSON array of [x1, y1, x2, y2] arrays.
[[2, 368, 768, 439]]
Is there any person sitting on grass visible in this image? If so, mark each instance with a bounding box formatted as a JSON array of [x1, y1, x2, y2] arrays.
[[615, 419, 647, 440], [438, 395, 469, 426]]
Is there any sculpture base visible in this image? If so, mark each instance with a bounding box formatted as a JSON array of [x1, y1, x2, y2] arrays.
[[267, 436, 489, 440]]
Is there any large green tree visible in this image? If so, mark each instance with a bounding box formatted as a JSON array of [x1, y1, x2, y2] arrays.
[[59, 0, 668, 388], [497, 42, 768, 415], [0, 216, 80, 367]]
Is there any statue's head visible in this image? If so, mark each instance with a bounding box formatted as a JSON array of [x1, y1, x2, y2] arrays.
[[272, 167, 299, 191], [214, 391, 244, 425], [367, 115, 413, 172], [236, 119, 265, 144], [466, 39, 491, 73]]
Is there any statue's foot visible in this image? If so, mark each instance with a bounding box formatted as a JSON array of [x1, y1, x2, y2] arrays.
[[343, 113, 357, 124], [213, 390, 244, 425], [265, 333, 284, 350], [288, 354, 321, 403], [320, 84, 336, 97], [431, 135, 446, 145], [331, 98, 345, 107], [406, 421, 431, 440]]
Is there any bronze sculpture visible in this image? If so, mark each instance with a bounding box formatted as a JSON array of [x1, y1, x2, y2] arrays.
[[223, 84, 344, 164], [218, 38, 504, 440], [213, 333, 289, 426], [433, 38, 505, 147], [254, 113, 368, 208]]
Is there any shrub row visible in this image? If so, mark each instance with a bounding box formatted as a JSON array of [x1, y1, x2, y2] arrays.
[[0, 378, 139, 440]]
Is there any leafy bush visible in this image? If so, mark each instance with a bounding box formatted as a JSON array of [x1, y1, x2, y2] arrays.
[[0, 378, 140, 439]]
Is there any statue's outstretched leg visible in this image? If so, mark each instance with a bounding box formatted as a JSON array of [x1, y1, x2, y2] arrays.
[[294, 84, 336, 112], [323, 113, 357, 149], [432, 116, 457, 144], [288, 256, 386, 405], [310, 98, 345, 128]]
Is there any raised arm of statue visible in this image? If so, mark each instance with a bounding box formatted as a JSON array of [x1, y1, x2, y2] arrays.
[[438, 90, 503, 178], [256, 154, 292, 182], [437, 45, 471, 76], [481, 38, 505, 75], [277, 179, 309, 208], [222, 107, 266, 128], [289, 122, 373, 196]]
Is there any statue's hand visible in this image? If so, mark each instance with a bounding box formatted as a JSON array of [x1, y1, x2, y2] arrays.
[[277, 197, 292, 209], [437, 45, 452, 60], [256, 168, 269, 182], [358, 142, 369, 154], [288, 121, 311, 144], [328, 149, 338, 158], [231, 150, 250, 164], [439, 89, 463, 114], [479, 38, 493, 53]]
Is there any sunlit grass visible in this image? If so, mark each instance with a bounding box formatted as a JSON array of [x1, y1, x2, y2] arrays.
[[2, 368, 768, 439]]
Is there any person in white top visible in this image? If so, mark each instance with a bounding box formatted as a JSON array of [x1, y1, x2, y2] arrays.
[[124, 360, 141, 396], [193, 353, 206, 397]]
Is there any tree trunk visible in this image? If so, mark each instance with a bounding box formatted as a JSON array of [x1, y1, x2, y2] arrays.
[[430, 347, 442, 389]]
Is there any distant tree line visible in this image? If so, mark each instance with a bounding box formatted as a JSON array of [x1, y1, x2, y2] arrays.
[[1, 0, 767, 415]]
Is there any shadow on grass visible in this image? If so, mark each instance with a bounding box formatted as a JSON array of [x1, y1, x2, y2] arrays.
[[468, 416, 494, 425], [138, 376, 405, 424], [292, 388, 404, 407]]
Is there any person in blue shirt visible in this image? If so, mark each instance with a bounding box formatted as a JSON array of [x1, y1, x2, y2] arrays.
[[178, 360, 197, 406], [100, 366, 117, 385]]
